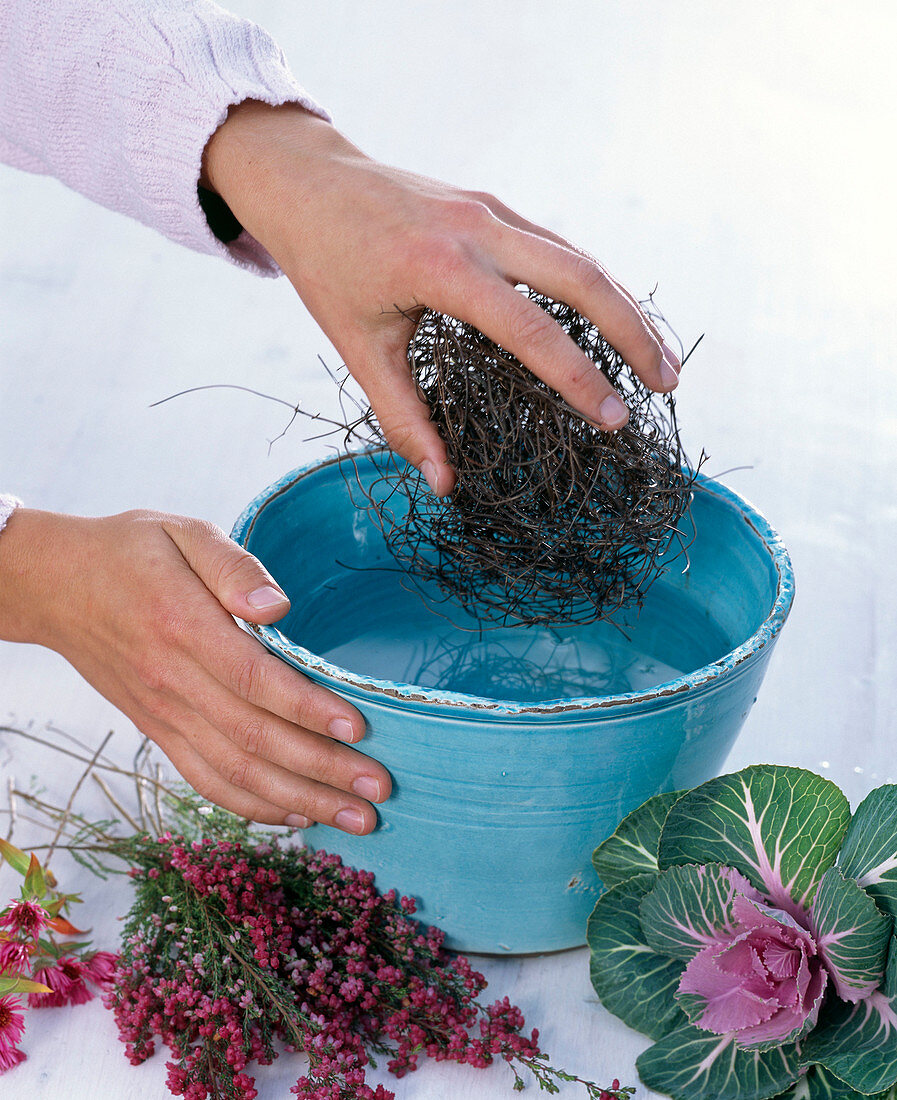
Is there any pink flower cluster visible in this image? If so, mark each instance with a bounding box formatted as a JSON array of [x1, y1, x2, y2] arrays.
[[107, 834, 628, 1100], [0, 996, 26, 1074], [0, 894, 117, 1073], [30, 951, 118, 1009]]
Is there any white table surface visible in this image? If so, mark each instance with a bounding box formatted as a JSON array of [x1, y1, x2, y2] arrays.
[[2, 2, 896, 1097]]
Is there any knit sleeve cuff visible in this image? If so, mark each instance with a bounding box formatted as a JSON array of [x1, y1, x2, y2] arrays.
[[116, 3, 332, 276], [0, 0, 331, 278], [0, 495, 23, 537]]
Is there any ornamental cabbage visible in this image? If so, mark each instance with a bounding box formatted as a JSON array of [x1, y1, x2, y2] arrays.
[[587, 765, 897, 1100]]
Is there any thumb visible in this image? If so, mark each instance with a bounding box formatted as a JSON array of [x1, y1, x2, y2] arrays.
[[163, 516, 291, 625]]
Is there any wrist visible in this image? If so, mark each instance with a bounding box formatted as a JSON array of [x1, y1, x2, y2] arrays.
[[200, 100, 361, 254], [0, 508, 80, 647]]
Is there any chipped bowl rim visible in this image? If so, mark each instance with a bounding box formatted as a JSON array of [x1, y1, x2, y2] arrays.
[[231, 448, 794, 716]]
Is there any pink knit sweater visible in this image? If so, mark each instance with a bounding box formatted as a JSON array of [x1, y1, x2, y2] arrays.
[[0, 0, 329, 524]]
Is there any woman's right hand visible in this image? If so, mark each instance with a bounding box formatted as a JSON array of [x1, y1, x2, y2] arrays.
[[0, 507, 391, 834], [202, 101, 681, 498]]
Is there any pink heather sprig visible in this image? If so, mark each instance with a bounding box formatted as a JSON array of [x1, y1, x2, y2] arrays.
[[0, 839, 119, 1073], [106, 830, 632, 1100]]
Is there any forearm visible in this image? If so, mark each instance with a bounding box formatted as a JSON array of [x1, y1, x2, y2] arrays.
[[201, 99, 357, 261]]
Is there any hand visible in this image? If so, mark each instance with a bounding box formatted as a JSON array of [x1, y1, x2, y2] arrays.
[[202, 101, 681, 496], [0, 507, 390, 833]]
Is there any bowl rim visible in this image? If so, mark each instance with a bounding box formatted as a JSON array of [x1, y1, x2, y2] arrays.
[[232, 448, 795, 715]]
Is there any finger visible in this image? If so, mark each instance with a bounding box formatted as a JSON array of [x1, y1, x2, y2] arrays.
[[161, 708, 383, 833], [137, 647, 390, 801], [429, 276, 634, 430], [487, 232, 681, 393], [189, 610, 366, 744], [200, 680, 390, 806], [59, 651, 317, 828], [348, 345, 457, 496], [468, 191, 671, 356], [149, 728, 315, 827], [569, 267, 681, 377], [162, 516, 292, 625]]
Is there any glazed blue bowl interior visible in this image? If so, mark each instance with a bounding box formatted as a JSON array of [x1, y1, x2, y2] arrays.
[[232, 449, 793, 954]]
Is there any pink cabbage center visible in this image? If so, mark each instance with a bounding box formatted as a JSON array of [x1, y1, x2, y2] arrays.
[[677, 895, 828, 1045]]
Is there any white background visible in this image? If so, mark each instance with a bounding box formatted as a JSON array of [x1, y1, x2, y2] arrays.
[[1, 2, 896, 1097]]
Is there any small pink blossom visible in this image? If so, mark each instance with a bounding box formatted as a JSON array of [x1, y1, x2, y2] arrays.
[[0, 938, 31, 973], [0, 995, 26, 1073], [81, 951, 118, 988], [29, 956, 94, 1008], [0, 900, 48, 938], [678, 895, 828, 1047]]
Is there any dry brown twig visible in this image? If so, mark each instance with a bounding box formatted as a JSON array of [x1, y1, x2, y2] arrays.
[[347, 290, 703, 627]]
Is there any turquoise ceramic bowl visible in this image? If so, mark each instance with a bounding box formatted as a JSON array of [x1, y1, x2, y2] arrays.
[[232, 449, 793, 954]]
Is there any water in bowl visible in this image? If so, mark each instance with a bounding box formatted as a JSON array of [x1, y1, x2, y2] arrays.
[[289, 565, 732, 704]]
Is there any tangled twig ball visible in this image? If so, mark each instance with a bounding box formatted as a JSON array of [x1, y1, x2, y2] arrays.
[[353, 291, 699, 628]]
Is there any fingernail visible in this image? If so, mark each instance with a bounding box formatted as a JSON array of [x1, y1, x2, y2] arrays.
[[352, 775, 382, 801], [420, 459, 440, 495], [285, 813, 310, 828], [660, 361, 679, 389], [329, 717, 356, 743], [661, 340, 681, 374], [335, 807, 367, 834], [247, 584, 289, 610], [598, 393, 629, 429]]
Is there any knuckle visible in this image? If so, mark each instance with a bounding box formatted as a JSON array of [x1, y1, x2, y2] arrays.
[[379, 418, 423, 463], [133, 655, 172, 698], [228, 652, 264, 701], [511, 303, 556, 350], [566, 360, 602, 393], [420, 235, 468, 281], [628, 322, 661, 366], [449, 196, 493, 230], [304, 741, 340, 782], [294, 788, 329, 819], [138, 687, 174, 724], [292, 687, 325, 732], [213, 547, 259, 592], [116, 507, 151, 526], [571, 254, 612, 297], [221, 752, 255, 792], [465, 189, 499, 209], [292, 738, 348, 789], [180, 515, 225, 543], [230, 714, 268, 757]]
